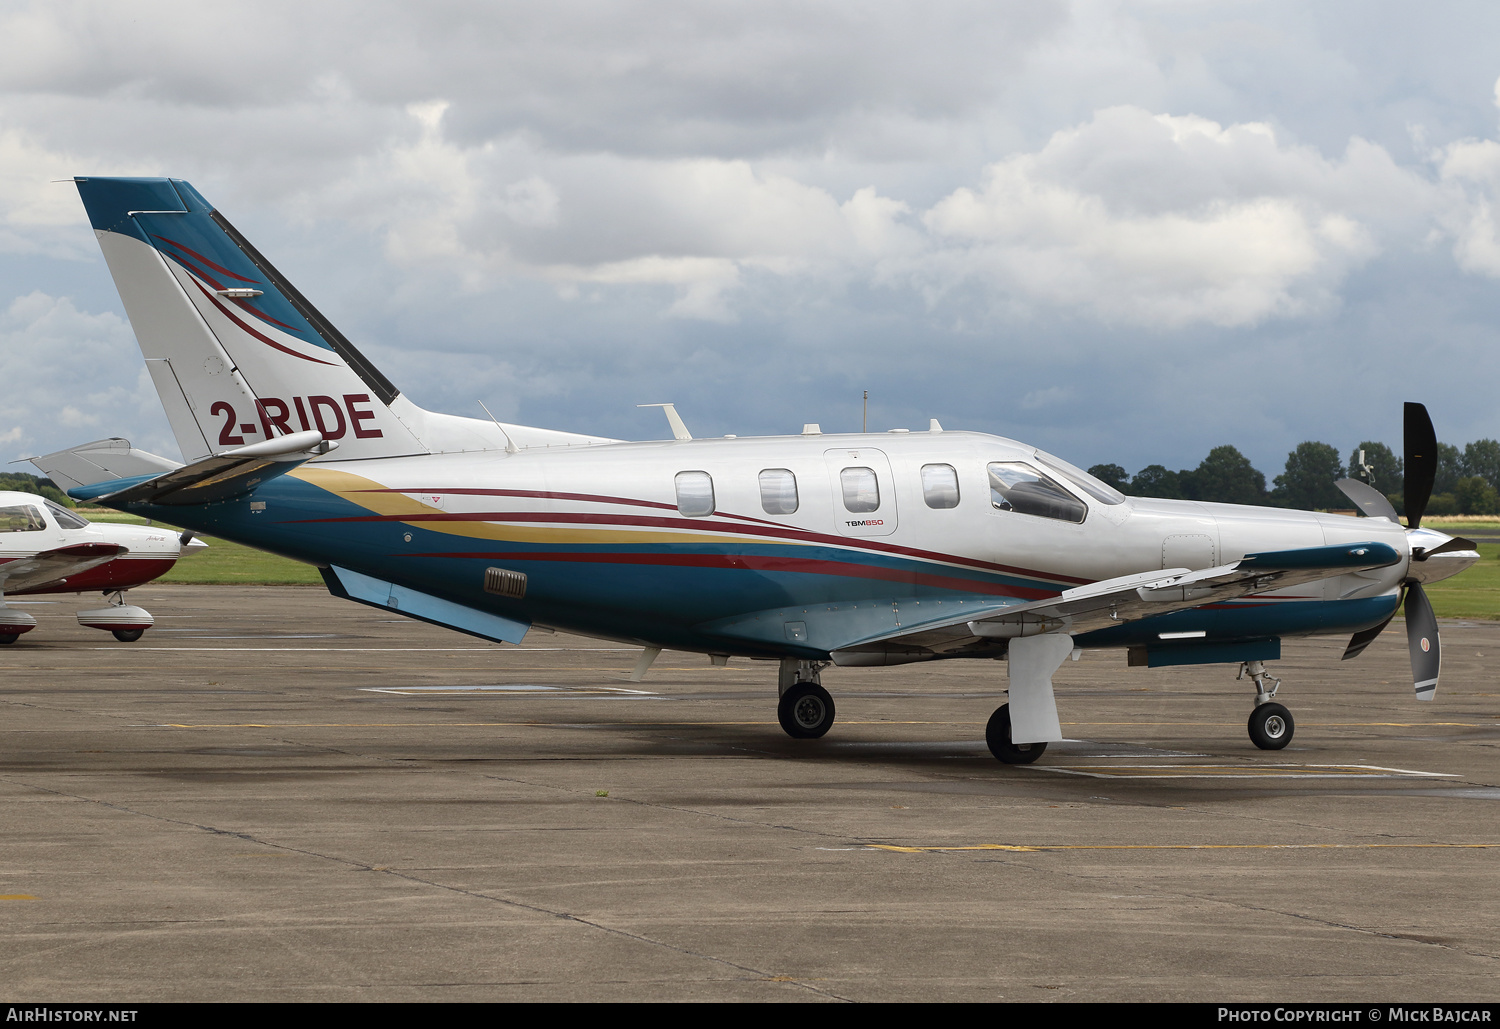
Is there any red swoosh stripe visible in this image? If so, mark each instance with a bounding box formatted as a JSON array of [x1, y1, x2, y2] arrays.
[[293, 504, 1089, 586], [190, 279, 337, 365], [156, 235, 259, 283]]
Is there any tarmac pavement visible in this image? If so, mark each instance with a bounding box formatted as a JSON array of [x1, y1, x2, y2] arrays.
[[1, 585, 1497, 1002]]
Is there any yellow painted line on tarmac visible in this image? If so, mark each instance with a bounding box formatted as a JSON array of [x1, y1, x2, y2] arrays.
[[869, 843, 1500, 854], [0, 895, 37, 900]]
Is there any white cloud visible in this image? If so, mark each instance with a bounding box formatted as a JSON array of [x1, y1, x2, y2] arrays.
[[918, 106, 1403, 328], [0, 292, 176, 463], [7, 3, 1500, 469]]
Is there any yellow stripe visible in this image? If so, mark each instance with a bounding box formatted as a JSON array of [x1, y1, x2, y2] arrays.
[[290, 466, 782, 547]]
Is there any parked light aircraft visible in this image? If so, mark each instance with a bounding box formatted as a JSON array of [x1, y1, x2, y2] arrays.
[[33, 177, 1481, 762], [0, 485, 205, 643]]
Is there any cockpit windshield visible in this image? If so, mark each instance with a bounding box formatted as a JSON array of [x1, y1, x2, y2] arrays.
[[1032, 449, 1126, 506]]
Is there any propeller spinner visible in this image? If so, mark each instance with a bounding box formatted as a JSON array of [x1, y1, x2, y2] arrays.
[[1336, 402, 1479, 701]]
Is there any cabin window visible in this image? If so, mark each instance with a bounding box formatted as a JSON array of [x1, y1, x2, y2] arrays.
[[0, 504, 46, 533], [921, 463, 960, 509], [987, 463, 1086, 523], [45, 500, 89, 530], [674, 470, 716, 517], [840, 467, 880, 513], [759, 468, 799, 514]]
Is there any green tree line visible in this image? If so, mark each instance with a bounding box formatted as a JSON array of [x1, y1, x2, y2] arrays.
[[1088, 439, 1500, 515], [0, 472, 75, 508]]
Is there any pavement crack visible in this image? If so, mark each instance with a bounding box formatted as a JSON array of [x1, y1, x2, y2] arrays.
[[0, 771, 850, 1001]]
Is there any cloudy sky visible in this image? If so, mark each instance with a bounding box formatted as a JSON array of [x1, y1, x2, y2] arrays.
[[5, 1, 1500, 479]]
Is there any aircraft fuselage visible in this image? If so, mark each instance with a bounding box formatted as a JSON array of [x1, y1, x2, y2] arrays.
[[119, 429, 1414, 661]]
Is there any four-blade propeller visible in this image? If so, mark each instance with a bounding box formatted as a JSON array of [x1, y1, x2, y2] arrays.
[[1336, 402, 1478, 701]]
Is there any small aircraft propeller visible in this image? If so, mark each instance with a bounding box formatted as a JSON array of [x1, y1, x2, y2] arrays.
[[1337, 402, 1476, 701]]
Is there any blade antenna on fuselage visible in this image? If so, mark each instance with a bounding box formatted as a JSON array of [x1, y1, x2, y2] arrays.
[[477, 401, 519, 455]]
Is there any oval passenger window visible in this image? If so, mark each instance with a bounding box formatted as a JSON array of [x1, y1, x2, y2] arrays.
[[840, 467, 880, 513], [675, 470, 715, 517]]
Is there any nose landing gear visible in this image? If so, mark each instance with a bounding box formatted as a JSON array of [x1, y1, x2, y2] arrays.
[[1239, 660, 1294, 750], [985, 703, 1047, 764]]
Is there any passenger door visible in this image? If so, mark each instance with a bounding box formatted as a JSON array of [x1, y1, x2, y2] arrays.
[[824, 449, 899, 537]]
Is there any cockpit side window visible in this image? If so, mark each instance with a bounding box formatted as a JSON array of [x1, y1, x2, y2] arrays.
[[45, 500, 89, 530], [0, 504, 47, 533], [987, 463, 1087, 523]]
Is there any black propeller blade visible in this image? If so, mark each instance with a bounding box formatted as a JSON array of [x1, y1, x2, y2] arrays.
[[1342, 401, 1446, 702], [1405, 583, 1440, 701], [1403, 401, 1437, 530], [1342, 595, 1399, 661]]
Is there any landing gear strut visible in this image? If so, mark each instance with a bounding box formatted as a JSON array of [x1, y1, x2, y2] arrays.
[[1239, 660, 1294, 750], [777, 659, 834, 739]]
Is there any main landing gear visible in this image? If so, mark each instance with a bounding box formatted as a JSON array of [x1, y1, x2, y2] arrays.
[[777, 659, 835, 739], [985, 703, 1046, 764], [77, 591, 154, 644], [1240, 660, 1294, 750]]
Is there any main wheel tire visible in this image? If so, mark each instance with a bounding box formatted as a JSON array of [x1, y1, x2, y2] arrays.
[[986, 703, 1047, 764], [112, 629, 145, 643], [1248, 702, 1294, 750], [0, 633, 17, 645], [778, 682, 835, 739]]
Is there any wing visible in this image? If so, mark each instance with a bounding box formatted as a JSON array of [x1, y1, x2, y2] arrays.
[[834, 541, 1403, 658], [0, 542, 128, 592]]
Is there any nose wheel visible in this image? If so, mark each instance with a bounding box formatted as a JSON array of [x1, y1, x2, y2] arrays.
[[1247, 702, 1294, 750], [985, 703, 1047, 764], [1240, 660, 1295, 750]]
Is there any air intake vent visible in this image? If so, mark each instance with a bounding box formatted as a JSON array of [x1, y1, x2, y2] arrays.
[[483, 567, 527, 599]]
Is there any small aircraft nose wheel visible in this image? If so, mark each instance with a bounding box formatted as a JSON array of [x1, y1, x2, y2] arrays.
[[1247, 702, 1295, 750], [112, 629, 145, 643], [986, 703, 1047, 764], [778, 682, 835, 739], [0, 633, 17, 646]]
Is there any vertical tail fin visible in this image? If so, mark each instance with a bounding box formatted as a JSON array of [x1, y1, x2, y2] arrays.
[[76, 177, 425, 461]]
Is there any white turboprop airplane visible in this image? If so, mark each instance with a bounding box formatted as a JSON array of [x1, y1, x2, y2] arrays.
[[32, 177, 1482, 762], [0, 485, 205, 643]]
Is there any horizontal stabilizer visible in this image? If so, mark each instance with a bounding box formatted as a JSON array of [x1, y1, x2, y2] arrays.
[[29, 438, 181, 492], [321, 565, 530, 645], [73, 430, 334, 507]]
